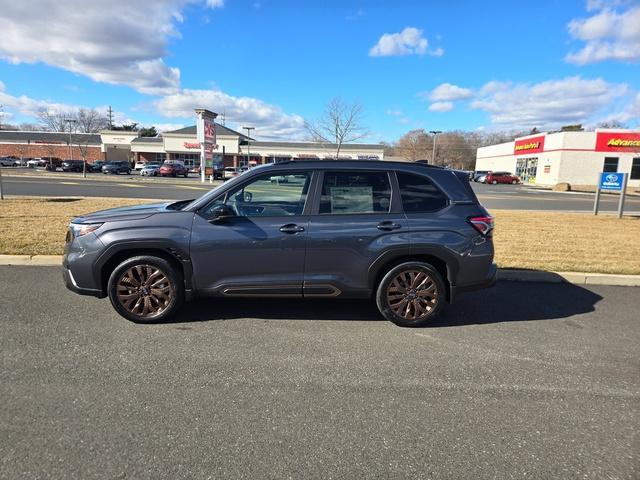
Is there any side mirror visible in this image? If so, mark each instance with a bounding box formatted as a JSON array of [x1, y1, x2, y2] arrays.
[[209, 204, 236, 223]]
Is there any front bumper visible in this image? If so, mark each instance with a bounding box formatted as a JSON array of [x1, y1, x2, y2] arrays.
[[62, 264, 104, 297]]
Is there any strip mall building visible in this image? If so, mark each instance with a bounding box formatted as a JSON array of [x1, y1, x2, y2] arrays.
[[475, 129, 640, 187], [0, 124, 384, 169]]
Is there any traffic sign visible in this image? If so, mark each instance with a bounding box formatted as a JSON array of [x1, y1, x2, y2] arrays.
[[599, 172, 625, 191]]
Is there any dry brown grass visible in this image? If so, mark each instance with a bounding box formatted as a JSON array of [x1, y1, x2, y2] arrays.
[[493, 210, 640, 274], [0, 197, 158, 256], [1, 197, 639, 274]]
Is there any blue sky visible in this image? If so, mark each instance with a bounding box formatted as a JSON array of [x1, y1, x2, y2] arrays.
[[0, 0, 638, 141]]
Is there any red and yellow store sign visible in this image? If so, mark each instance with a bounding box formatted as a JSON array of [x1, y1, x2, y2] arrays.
[[596, 131, 640, 152], [514, 135, 545, 155]]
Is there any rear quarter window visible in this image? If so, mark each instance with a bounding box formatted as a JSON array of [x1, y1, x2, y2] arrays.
[[397, 172, 449, 213]]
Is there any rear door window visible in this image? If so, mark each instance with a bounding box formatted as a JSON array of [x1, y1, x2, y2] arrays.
[[319, 171, 391, 214], [397, 172, 449, 213]]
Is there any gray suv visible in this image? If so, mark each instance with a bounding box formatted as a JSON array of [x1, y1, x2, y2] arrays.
[[63, 160, 496, 327]]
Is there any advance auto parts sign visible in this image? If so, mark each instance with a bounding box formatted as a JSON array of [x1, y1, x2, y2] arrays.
[[514, 135, 545, 155], [596, 131, 640, 152]]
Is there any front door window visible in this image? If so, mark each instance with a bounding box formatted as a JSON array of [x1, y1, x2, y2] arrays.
[[204, 171, 312, 217]]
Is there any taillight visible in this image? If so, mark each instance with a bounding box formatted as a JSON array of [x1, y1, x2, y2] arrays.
[[468, 215, 494, 236]]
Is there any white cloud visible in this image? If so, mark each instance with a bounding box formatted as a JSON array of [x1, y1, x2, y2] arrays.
[[425, 83, 473, 101], [154, 88, 306, 139], [470, 76, 629, 128], [428, 101, 454, 112], [0, 0, 222, 95], [566, 4, 640, 64], [369, 27, 442, 57], [0, 81, 81, 118]]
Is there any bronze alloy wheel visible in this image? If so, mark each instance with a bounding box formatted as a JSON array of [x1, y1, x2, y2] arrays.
[[386, 270, 438, 321], [116, 264, 174, 319]]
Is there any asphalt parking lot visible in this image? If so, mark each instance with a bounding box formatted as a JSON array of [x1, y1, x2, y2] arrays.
[[1, 266, 638, 479], [3, 168, 640, 212]]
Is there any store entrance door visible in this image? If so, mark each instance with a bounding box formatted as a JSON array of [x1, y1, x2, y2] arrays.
[[516, 157, 538, 183]]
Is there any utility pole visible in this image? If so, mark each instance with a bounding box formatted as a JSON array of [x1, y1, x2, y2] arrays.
[[429, 130, 442, 165], [0, 104, 4, 130], [65, 119, 77, 160], [107, 106, 114, 130], [243, 126, 254, 168]]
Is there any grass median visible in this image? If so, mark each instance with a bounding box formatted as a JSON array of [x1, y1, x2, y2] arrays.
[[1, 197, 639, 274]]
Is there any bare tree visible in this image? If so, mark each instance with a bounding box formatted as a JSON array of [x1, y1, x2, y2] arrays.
[[76, 108, 109, 133], [396, 129, 431, 161], [305, 98, 368, 158], [38, 109, 72, 132], [38, 108, 108, 133], [18, 122, 41, 131]]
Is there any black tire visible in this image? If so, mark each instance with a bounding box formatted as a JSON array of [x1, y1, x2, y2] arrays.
[[492, 180, 497, 184], [376, 261, 445, 327], [107, 255, 184, 323], [512, 180, 517, 184]]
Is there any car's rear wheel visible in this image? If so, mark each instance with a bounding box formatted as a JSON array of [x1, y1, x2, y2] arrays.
[[492, 180, 497, 184], [107, 255, 183, 323], [376, 262, 445, 327], [512, 179, 517, 184]]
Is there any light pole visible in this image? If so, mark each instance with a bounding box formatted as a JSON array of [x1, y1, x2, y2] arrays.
[[243, 126, 254, 168], [429, 130, 442, 165]]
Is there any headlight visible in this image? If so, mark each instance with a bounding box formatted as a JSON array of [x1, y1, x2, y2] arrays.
[[69, 223, 103, 238]]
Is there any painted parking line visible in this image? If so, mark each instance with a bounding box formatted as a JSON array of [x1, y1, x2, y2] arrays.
[[116, 183, 148, 188], [59, 181, 81, 185]]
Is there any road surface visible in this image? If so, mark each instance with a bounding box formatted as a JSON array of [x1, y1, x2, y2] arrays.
[[1, 266, 638, 479]]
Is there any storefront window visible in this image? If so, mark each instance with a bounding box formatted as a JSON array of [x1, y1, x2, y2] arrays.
[[171, 153, 200, 169], [516, 157, 538, 183], [631, 158, 640, 180], [603, 157, 618, 173]]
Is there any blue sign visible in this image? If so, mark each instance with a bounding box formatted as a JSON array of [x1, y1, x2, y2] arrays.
[[599, 172, 625, 191]]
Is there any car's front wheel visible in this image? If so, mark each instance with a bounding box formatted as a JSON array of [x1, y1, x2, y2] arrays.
[[376, 261, 445, 327], [107, 255, 184, 323]]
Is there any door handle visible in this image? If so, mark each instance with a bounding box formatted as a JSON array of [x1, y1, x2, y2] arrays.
[[280, 224, 305, 234], [377, 221, 402, 231]]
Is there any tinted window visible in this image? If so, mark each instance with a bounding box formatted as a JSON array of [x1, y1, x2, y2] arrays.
[[397, 172, 448, 213], [319, 171, 391, 214], [603, 157, 618, 173], [631, 158, 640, 180]]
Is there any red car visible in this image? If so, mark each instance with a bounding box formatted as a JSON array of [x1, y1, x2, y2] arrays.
[[159, 161, 189, 178], [483, 171, 520, 184]]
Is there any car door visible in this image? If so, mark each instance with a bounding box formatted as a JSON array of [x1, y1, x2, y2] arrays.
[[303, 170, 409, 297], [190, 170, 315, 296]]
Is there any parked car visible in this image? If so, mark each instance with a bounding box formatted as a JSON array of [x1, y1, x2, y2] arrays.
[[159, 160, 189, 178], [43, 157, 62, 171], [61, 160, 86, 172], [473, 170, 490, 182], [0, 157, 16, 167], [63, 160, 496, 327], [102, 161, 131, 175], [90, 161, 107, 172], [27, 158, 43, 168], [140, 163, 162, 176], [483, 171, 520, 185], [134, 160, 147, 171], [223, 167, 240, 180]]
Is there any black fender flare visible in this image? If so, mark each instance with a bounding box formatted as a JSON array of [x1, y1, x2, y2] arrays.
[[92, 240, 193, 295]]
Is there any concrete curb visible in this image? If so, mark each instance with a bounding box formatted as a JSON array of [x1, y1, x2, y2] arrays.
[[0, 255, 62, 266], [498, 269, 640, 287], [0, 255, 638, 287]]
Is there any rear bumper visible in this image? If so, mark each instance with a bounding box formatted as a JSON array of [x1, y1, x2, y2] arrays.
[[450, 262, 497, 302]]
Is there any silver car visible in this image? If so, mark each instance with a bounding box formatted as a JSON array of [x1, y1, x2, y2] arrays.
[[140, 163, 161, 176]]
